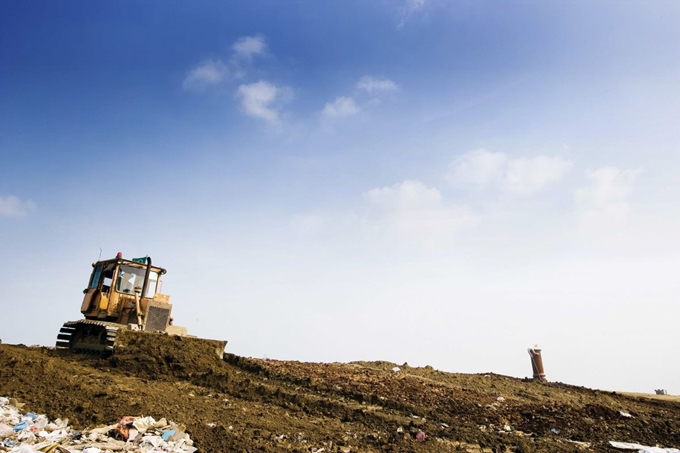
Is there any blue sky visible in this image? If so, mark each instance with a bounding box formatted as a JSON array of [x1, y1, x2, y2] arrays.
[[1, 1, 679, 393]]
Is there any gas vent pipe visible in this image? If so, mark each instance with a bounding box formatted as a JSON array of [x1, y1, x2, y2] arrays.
[[528, 347, 546, 381]]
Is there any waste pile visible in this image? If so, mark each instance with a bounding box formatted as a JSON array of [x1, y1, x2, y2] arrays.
[[0, 397, 196, 453]]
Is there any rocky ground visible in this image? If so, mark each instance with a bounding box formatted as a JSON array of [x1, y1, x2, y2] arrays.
[[0, 332, 678, 452]]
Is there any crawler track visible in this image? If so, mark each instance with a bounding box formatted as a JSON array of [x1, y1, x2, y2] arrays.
[[55, 320, 120, 355]]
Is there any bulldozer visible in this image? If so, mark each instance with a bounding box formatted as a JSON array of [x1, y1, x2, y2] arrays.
[[56, 253, 226, 358]]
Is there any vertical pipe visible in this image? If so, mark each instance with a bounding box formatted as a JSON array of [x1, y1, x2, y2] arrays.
[[528, 348, 546, 381], [141, 256, 152, 299]]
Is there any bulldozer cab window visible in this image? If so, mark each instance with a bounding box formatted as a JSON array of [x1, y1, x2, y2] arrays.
[[89, 265, 102, 289], [102, 263, 115, 294], [115, 265, 159, 298]]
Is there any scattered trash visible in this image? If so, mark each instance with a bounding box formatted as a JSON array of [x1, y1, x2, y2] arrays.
[[396, 427, 404, 433], [566, 439, 592, 448], [415, 430, 426, 442], [0, 396, 198, 453], [440, 423, 449, 428], [655, 389, 668, 395], [550, 428, 560, 434], [12, 421, 28, 432], [619, 411, 633, 418], [392, 367, 400, 373], [161, 429, 176, 441], [609, 440, 680, 452], [113, 415, 136, 440], [497, 397, 505, 402], [503, 424, 512, 432]]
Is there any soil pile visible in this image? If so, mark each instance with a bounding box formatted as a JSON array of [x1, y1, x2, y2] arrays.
[[0, 334, 678, 452]]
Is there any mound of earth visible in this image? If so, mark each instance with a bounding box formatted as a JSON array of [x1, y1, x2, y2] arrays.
[[0, 334, 678, 452]]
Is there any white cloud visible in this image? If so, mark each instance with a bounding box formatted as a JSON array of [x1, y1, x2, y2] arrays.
[[398, 0, 427, 27], [321, 78, 396, 120], [363, 180, 478, 241], [448, 149, 572, 193], [365, 179, 442, 211], [448, 149, 507, 186], [576, 167, 642, 228], [0, 195, 35, 218], [236, 81, 283, 123], [183, 36, 267, 91], [232, 35, 267, 59], [406, 0, 427, 10], [322, 96, 359, 119], [182, 59, 229, 91], [504, 156, 574, 193], [356, 76, 398, 95]]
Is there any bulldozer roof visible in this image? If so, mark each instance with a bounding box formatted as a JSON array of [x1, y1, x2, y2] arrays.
[[92, 257, 167, 275]]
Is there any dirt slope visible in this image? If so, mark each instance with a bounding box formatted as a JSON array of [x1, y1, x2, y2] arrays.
[[0, 333, 678, 452]]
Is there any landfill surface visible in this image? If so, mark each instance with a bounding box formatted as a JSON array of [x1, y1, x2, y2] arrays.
[[1, 333, 679, 453]]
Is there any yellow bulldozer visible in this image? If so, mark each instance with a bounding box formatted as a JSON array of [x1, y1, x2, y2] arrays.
[[56, 253, 226, 358]]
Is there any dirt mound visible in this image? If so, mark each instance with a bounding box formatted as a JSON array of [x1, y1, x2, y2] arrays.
[[1, 339, 678, 452], [107, 330, 230, 382]]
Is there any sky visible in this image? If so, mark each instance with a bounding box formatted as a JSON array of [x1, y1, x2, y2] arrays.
[[1, 0, 679, 394]]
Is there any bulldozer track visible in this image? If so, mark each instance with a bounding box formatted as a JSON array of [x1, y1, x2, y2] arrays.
[[55, 320, 119, 355]]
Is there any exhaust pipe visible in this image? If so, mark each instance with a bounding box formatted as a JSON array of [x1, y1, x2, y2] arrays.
[[141, 256, 152, 299]]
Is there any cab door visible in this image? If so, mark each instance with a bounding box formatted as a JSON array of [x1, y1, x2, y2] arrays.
[[80, 263, 113, 316]]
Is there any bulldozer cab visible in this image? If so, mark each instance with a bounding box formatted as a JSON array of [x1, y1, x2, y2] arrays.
[[89, 262, 159, 297], [81, 257, 168, 325]]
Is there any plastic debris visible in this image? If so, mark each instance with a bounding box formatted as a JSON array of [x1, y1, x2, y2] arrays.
[[132, 416, 157, 433], [550, 428, 560, 434], [619, 411, 633, 418], [0, 396, 198, 453], [415, 430, 426, 442], [565, 439, 592, 448], [392, 367, 400, 373], [13, 421, 29, 432], [161, 429, 176, 441], [609, 441, 680, 452]]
